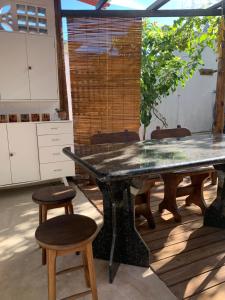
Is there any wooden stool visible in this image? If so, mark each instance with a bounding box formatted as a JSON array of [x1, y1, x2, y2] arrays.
[[35, 215, 98, 300], [32, 186, 76, 265]]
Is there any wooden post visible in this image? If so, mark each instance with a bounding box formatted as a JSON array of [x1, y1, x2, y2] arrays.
[[54, 0, 69, 117], [214, 17, 225, 134]]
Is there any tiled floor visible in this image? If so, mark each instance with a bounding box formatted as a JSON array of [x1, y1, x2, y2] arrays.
[[0, 183, 176, 300]]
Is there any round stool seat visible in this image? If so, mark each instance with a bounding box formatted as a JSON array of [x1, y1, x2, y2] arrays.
[[35, 215, 97, 249], [32, 186, 76, 205]]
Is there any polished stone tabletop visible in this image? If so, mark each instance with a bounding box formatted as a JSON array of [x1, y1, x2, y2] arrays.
[[64, 134, 225, 181]]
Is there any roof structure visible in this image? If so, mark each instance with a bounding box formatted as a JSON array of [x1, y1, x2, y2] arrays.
[[61, 0, 225, 17]]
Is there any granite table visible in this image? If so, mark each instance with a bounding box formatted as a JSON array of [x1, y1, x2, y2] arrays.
[[63, 134, 225, 283]]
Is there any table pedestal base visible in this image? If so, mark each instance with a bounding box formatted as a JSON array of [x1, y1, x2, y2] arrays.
[[93, 180, 150, 283]]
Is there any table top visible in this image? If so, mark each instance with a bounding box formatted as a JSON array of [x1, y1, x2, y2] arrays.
[[63, 133, 225, 182]]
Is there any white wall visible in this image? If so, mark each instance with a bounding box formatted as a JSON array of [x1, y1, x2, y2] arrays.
[[140, 47, 217, 140]]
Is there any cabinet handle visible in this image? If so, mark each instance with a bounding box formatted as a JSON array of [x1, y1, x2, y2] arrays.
[[54, 169, 62, 172], [53, 153, 60, 156], [28, 66, 32, 70], [51, 127, 59, 130], [52, 138, 60, 142], [9, 153, 14, 157]]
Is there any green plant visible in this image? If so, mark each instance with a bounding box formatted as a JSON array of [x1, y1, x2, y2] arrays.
[[141, 17, 220, 139]]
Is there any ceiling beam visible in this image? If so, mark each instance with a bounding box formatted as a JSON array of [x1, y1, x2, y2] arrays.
[[96, 0, 109, 10], [61, 8, 223, 18], [147, 0, 170, 11], [208, 0, 225, 9]]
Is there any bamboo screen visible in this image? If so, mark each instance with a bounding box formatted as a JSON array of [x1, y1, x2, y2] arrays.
[[67, 18, 142, 144]]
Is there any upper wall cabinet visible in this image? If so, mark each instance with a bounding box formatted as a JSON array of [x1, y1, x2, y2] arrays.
[[0, 32, 59, 101], [0, 32, 30, 100], [27, 35, 58, 100], [0, 1, 58, 101]]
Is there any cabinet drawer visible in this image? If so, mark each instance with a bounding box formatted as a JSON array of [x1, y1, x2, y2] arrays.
[[37, 122, 73, 135], [38, 134, 73, 147], [40, 161, 75, 180], [39, 145, 74, 163]]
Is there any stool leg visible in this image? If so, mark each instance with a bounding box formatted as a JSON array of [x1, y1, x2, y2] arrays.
[[47, 249, 57, 300], [85, 243, 98, 300], [42, 249, 47, 266], [41, 205, 48, 266], [42, 205, 48, 223], [69, 202, 74, 215], [82, 251, 90, 287], [65, 205, 69, 215], [39, 205, 42, 225]]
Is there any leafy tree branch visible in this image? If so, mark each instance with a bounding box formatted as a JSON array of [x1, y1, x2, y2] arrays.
[[141, 16, 220, 139]]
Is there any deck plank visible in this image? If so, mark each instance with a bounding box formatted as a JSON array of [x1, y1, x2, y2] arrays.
[[79, 181, 225, 300], [186, 282, 225, 300], [170, 265, 225, 299], [161, 252, 225, 287]]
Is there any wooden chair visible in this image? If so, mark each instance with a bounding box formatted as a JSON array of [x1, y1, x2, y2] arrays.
[[91, 130, 158, 228], [151, 127, 214, 222], [35, 214, 98, 300], [32, 186, 76, 265]]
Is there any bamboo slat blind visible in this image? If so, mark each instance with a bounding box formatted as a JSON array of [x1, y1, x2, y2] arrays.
[[67, 17, 142, 144]]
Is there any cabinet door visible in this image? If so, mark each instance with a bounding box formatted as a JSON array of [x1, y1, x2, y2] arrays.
[[0, 124, 12, 185], [27, 35, 59, 100], [0, 32, 30, 100], [7, 123, 40, 184]]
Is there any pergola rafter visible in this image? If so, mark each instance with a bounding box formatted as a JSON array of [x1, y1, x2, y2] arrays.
[[61, 9, 222, 18], [208, 0, 225, 9], [96, 0, 109, 10], [147, 0, 170, 11], [62, 0, 224, 17]]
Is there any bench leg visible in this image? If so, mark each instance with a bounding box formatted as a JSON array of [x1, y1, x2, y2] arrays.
[[160, 174, 182, 222], [185, 173, 209, 214], [135, 191, 155, 229]]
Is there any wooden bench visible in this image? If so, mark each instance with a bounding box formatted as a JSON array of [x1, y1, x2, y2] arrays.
[[151, 127, 215, 222]]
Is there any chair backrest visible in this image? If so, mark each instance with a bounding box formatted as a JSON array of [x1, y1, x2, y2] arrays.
[[151, 126, 191, 140], [91, 130, 139, 145]]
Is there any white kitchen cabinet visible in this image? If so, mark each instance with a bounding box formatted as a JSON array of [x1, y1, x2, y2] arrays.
[[0, 32, 30, 100], [39, 145, 74, 164], [7, 123, 40, 183], [37, 122, 73, 135], [0, 32, 59, 101], [40, 161, 75, 180], [0, 121, 74, 187], [37, 122, 75, 180], [38, 133, 74, 147], [27, 35, 58, 100], [0, 124, 12, 185]]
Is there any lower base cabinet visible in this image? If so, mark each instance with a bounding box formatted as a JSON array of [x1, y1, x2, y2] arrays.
[[0, 124, 12, 185], [40, 161, 75, 180], [0, 121, 75, 187], [7, 123, 40, 184]]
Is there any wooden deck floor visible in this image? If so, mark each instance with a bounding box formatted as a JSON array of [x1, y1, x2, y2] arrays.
[[80, 180, 225, 300]]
